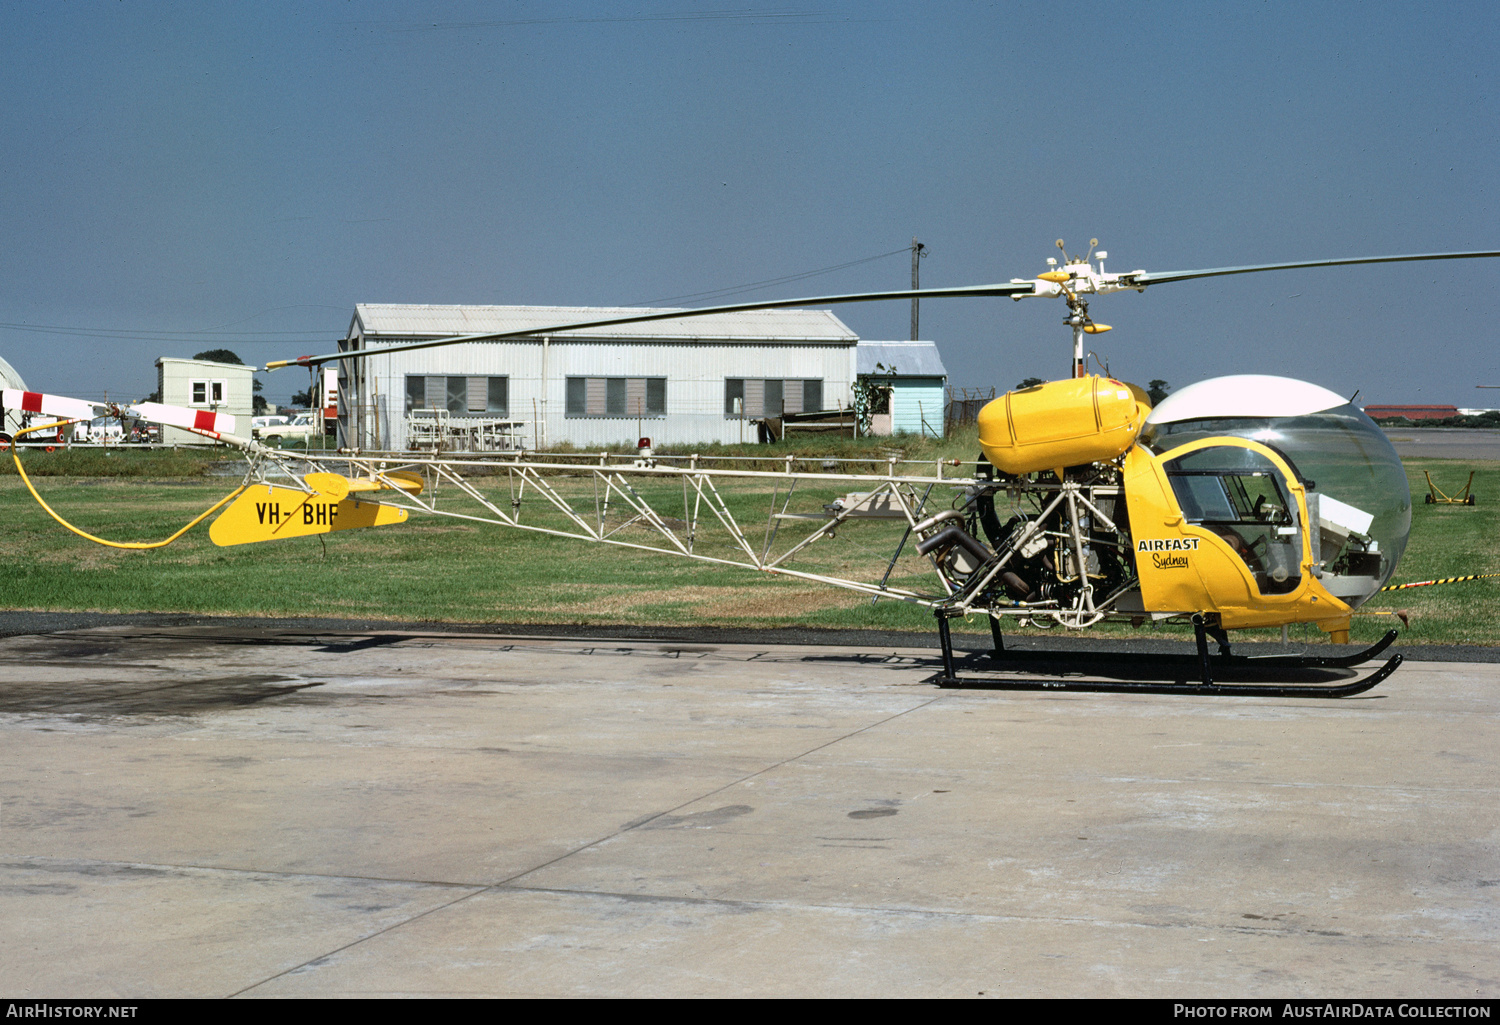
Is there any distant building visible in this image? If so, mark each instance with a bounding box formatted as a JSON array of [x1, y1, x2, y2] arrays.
[[336, 304, 860, 450], [1363, 404, 1460, 421], [856, 340, 948, 436], [155, 357, 254, 444]]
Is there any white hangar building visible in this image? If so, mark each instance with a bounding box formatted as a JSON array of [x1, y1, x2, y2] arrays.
[[336, 304, 860, 451]]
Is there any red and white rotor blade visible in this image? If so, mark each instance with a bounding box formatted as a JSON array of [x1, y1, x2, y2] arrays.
[[2, 389, 100, 422], [128, 401, 237, 437]]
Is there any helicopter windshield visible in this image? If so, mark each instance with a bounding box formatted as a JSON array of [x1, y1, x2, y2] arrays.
[[1142, 402, 1410, 607]]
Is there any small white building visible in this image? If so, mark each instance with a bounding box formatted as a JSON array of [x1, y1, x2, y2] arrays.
[[857, 340, 948, 437], [336, 304, 861, 451], [155, 357, 254, 444]]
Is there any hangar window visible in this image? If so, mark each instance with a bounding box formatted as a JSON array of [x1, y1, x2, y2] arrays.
[[405, 376, 508, 417], [565, 377, 666, 417], [725, 379, 823, 417]]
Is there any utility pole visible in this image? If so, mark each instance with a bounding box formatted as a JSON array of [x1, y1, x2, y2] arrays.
[[910, 237, 926, 340]]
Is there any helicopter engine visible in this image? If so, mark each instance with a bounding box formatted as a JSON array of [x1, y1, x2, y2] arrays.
[[963, 465, 1134, 609], [905, 448, 1139, 630], [912, 509, 994, 584]]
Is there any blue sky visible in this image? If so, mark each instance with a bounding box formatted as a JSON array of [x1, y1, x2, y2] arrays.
[[2, 0, 1496, 407]]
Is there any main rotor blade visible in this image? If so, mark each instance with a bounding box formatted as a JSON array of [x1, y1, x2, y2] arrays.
[[2, 389, 100, 422], [263, 248, 1500, 371], [265, 281, 1035, 370], [127, 401, 237, 437], [0, 391, 242, 441], [1123, 250, 1500, 288]]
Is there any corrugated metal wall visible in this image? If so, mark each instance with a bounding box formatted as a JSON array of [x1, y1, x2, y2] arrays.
[[350, 337, 857, 449]]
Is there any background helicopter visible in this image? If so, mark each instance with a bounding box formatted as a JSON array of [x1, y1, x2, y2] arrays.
[[7, 243, 1499, 697]]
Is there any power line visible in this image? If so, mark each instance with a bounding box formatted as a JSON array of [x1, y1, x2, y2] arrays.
[[631, 247, 910, 307]]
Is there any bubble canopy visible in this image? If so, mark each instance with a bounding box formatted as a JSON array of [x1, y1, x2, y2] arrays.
[[1141, 376, 1410, 608]]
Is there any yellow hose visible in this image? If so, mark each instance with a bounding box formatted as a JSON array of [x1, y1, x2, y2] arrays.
[[9, 419, 244, 549]]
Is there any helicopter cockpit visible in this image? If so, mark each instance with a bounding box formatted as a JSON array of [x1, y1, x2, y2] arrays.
[[1139, 375, 1410, 608]]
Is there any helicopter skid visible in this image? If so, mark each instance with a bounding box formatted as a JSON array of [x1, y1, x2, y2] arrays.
[[926, 657, 1402, 697], [930, 616, 1401, 697], [981, 627, 1400, 672]]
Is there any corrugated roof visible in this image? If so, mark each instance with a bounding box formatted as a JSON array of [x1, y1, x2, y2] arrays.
[[352, 304, 857, 343], [856, 340, 948, 377]]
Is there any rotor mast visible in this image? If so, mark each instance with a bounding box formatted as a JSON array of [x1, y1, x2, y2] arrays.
[[1031, 239, 1115, 378], [1068, 303, 1088, 380]]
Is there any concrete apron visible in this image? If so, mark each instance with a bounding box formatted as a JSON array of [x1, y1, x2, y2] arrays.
[[0, 626, 1495, 998]]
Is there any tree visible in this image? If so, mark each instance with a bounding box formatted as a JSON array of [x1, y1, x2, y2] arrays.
[[192, 348, 244, 365], [853, 362, 898, 435], [1147, 379, 1171, 405], [1015, 377, 1046, 390], [289, 389, 313, 408]]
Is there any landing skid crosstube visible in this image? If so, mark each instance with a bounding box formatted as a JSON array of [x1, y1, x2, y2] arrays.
[[929, 615, 1401, 698]]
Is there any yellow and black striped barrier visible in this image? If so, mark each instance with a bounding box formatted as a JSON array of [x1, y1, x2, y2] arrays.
[[1380, 572, 1500, 592]]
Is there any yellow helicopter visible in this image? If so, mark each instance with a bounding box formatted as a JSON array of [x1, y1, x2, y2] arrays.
[[6, 243, 1499, 697]]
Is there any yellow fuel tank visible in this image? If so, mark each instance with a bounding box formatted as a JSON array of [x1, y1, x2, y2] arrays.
[[977, 376, 1149, 476]]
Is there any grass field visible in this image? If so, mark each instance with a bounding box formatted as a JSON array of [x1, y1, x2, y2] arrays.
[[2, 438, 1497, 645]]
